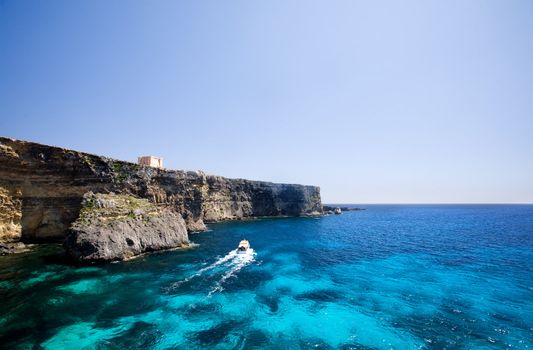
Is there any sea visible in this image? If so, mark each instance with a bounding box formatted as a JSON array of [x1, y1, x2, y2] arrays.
[[0, 205, 532, 349]]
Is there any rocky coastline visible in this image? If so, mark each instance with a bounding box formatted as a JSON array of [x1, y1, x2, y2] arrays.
[[322, 205, 366, 214], [0, 137, 322, 262]]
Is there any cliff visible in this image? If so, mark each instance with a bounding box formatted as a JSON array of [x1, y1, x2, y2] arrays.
[[64, 193, 189, 262], [0, 137, 322, 247]]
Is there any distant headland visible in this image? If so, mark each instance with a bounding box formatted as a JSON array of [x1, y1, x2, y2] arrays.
[[322, 205, 366, 214]]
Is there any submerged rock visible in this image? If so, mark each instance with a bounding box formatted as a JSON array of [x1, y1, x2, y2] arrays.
[[64, 193, 189, 262], [0, 241, 30, 255]]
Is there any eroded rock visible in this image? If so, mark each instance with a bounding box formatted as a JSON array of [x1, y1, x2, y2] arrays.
[[64, 193, 189, 262], [0, 242, 30, 255], [0, 187, 22, 242]]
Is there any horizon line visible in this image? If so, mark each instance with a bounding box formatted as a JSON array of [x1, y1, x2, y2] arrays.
[[324, 202, 533, 205]]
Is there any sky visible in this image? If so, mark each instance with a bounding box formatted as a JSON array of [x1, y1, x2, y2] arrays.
[[1, 0, 532, 203]]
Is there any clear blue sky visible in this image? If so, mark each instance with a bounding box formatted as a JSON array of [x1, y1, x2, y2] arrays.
[[1, 0, 532, 203]]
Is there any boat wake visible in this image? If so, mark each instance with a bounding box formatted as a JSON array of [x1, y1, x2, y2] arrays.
[[208, 248, 256, 297], [167, 248, 256, 295]]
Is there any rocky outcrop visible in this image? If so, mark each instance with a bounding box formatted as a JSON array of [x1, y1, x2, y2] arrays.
[[0, 137, 322, 246], [64, 193, 189, 262], [0, 186, 22, 242], [0, 242, 31, 255], [322, 205, 366, 214]]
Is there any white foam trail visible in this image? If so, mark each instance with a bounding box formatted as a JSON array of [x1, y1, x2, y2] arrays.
[[167, 248, 257, 295], [197, 249, 238, 274], [168, 249, 243, 290], [208, 249, 256, 297]]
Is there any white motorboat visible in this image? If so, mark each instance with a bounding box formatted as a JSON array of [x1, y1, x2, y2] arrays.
[[237, 240, 250, 254]]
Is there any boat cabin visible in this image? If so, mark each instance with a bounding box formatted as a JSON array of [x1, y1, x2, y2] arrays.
[[238, 240, 250, 252]]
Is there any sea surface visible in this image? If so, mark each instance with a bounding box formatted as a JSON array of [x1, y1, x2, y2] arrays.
[[1, 205, 532, 349]]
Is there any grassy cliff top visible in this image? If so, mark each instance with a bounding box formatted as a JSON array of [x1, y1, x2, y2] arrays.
[[77, 193, 161, 224]]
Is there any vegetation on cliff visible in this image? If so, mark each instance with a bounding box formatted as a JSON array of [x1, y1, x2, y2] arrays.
[[76, 192, 160, 224]]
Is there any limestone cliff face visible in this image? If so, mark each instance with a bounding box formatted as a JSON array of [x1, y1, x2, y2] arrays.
[[0, 187, 22, 242], [64, 193, 189, 262], [0, 137, 322, 243]]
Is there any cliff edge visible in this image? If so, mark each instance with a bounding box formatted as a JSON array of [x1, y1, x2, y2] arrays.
[[0, 137, 322, 260]]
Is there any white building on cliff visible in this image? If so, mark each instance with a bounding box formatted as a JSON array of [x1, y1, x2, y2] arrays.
[[137, 155, 163, 169]]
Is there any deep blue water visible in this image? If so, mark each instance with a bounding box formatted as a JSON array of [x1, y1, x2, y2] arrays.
[[1, 205, 532, 349]]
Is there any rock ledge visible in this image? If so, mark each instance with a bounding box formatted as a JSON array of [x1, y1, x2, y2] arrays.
[[64, 193, 189, 262]]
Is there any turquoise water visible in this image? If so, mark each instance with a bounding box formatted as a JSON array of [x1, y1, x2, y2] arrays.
[[1, 205, 532, 349]]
